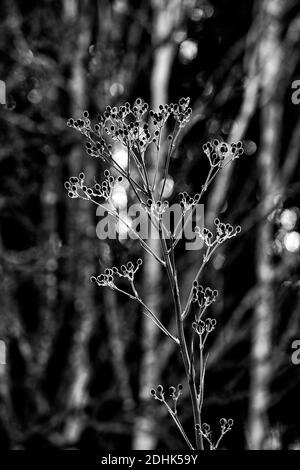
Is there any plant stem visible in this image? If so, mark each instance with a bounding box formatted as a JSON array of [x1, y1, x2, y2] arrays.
[[91, 198, 166, 267], [160, 234, 203, 450], [159, 128, 179, 201], [182, 244, 219, 320], [172, 165, 219, 250], [130, 281, 179, 344], [162, 399, 194, 450]]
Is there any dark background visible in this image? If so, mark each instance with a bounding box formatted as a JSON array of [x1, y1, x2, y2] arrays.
[[0, 0, 300, 450]]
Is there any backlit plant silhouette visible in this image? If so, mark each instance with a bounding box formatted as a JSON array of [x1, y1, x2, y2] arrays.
[[65, 98, 244, 450]]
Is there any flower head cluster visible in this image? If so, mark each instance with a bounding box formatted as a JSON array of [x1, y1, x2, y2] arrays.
[[84, 138, 112, 161], [220, 418, 234, 433], [179, 191, 200, 213], [174, 97, 192, 127], [67, 98, 193, 161], [91, 259, 143, 287], [195, 218, 241, 247], [192, 282, 218, 308], [101, 100, 152, 152], [169, 384, 183, 403], [196, 422, 212, 441], [67, 110, 91, 134], [192, 318, 217, 335], [149, 97, 192, 129], [64, 170, 122, 201], [195, 418, 234, 450], [203, 139, 244, 167], [150, 384, 183, 413], [150, 384, 165, 401]]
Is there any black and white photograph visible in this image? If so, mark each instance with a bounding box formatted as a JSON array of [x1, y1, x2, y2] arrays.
[[0, 0, 300, 456]]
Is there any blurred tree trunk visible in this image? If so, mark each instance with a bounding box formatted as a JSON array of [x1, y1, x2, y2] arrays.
[[35, 151, 60, 379], [59, 0, 96, 444], [133, 0, 181, 450], [206, 1, 260, 226], [248, 0, 284, 450], [104, 287, 135, 420], [0, 252, 13, 446]]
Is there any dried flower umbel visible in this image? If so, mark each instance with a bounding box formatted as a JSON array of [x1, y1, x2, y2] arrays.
[[195, 418, 234, 450], [65, 97, 245, 450]]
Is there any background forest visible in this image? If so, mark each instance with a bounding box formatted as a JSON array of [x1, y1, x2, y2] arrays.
[[0, 0, 300, 450]]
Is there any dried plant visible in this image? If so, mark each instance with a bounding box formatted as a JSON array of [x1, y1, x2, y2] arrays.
[[65, 97, 245, 450]]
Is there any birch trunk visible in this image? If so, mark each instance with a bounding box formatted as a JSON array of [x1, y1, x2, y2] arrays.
[[60, 0, 96, 445], [248, 0, 285, 450]]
